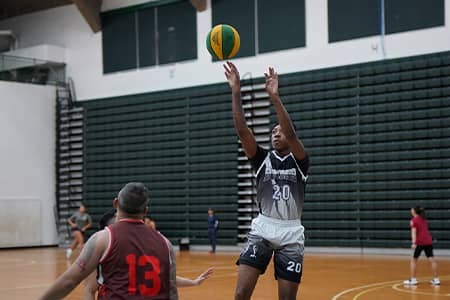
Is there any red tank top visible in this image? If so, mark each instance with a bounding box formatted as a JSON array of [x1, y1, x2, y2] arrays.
[[410, 215, 433, 245], [98, 219, 171, 300]]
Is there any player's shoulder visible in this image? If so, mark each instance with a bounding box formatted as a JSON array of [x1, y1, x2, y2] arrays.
[[84, 229, 110, 252], [250, 145, 269, 159], [91, 228, 109, 240], [157, 231, 171, 245]]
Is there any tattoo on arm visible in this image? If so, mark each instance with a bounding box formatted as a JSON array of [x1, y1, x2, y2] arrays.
[[76, 259, 87, 272], [76, 233, 98, 273]]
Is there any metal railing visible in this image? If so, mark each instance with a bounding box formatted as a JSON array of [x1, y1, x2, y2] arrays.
[[0, 53, 66, 85]]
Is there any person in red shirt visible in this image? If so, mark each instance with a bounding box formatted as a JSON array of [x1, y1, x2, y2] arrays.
[[38, 182, 179, 300], [81, 210, 214, 300], [403, 206, 440, 286]]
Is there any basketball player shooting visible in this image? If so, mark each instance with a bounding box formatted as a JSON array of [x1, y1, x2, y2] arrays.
[[224, 61, 310, 300]]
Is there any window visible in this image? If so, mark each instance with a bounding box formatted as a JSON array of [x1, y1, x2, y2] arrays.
[[328, 0, 445, 43], [102, 11, 137, 73], [102, 0, 197, 74], [211, 0, 306, 58], [158, 1, 197, 64], [328, 0, 380, 43], [138, 8, 156, 68], [258, 0, 305, 53], [212, 0, 255, 58], [385, 0, 444, 34]]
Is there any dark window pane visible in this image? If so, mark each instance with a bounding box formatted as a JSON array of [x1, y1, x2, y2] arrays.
[[258, 0, 306, 53], [328, 0, 380, 43], [138, 7, 156, 68], [212, 0, 255, 59], [102, 12, 137, 73], [157, 1, 197, 65], [385, 0, 444, 34]]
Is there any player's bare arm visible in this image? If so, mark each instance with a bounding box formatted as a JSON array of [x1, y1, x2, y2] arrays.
[[265, 66, 307, 161], [177, 267, 214, 287], [68, 217, 76, 228], [224, 61, 257, 158], [411, 227, 417, 249], [164, 236, 179, 300], [81, 271, 98, 300], [38, 230, 108, 300], [81, 219, 92, 232]]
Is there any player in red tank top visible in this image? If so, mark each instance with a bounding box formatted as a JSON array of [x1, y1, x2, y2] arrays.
[[38, 182, 179, 300], [82, 211, 214, 300], [403, 206, 440, 286]]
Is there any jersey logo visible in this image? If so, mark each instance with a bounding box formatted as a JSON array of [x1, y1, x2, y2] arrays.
[[250, 245, 258, 258], [263, 166, 297, 183], [244, 244, 258, 258]]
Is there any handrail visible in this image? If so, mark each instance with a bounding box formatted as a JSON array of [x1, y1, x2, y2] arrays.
[[0, 53, 66, 85]]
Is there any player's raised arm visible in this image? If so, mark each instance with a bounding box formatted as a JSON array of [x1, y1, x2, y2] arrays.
[[38, 230, 108, 300], [224, 61, 257, 158], [265, 67, 307, 161]]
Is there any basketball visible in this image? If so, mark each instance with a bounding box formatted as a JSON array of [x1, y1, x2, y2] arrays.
[[206, 24, 240, 60]]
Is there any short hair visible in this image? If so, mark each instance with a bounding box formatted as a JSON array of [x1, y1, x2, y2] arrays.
[[271, 123, 297, 132], [118, 182, 149, 214], [98, 208, 116, 229]]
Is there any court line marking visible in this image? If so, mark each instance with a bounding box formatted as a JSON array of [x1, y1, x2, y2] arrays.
[[0, 283, 50, 291], [333, 276, 450, 300], [392, 283, 450, 297], [352, 285, 387, 300], [331, 280, 401, 300]]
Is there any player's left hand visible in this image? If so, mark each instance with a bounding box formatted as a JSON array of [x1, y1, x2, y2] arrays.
[[223, 61, 240, 91], [264, 67, 279, 98], [194, 267, 214, 285]]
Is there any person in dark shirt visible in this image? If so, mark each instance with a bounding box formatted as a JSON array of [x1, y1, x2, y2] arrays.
[[39, 182, 178, 300], [207, 208, 219, 253], [224, 61, 310, 300]]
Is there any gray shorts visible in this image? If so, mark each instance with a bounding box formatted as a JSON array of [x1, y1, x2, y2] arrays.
[[237, 214, 305, 283]]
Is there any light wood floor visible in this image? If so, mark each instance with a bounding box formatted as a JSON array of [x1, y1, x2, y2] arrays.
[[0, 247, 449, 299]]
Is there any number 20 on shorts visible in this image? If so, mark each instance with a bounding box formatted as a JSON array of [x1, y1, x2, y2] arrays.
[[287, 261, 302, 273]]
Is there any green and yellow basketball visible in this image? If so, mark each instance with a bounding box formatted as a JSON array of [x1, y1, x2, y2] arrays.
[[206, 24, 240, 60]]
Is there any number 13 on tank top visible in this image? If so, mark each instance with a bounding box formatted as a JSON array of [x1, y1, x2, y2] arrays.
[[126, 254, 161, 296]]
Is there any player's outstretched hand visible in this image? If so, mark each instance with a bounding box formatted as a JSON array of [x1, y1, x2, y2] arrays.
[[224, 61, 240, 91], [264, 66, 279, 98], [194, 267, 214, 285]]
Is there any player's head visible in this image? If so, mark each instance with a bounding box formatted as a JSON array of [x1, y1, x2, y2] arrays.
[[208, 208, 214, 215], [271, 124, 290, 152], [115, 182, 149, 217], [98, 208, 117, 229], [411, 206, 426, 218], [79, 203, 86, 214], [144, 216, 156, 230]]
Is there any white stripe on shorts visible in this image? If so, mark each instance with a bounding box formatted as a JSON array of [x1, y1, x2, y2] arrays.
[[249, 214, 305, 247]]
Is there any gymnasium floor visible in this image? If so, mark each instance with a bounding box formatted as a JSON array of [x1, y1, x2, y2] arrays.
[[1, 247, 449, 299]]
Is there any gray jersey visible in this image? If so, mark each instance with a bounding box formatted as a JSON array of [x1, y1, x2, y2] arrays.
[[69, 211, 92, 229], [251, 146, 309, 220]]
